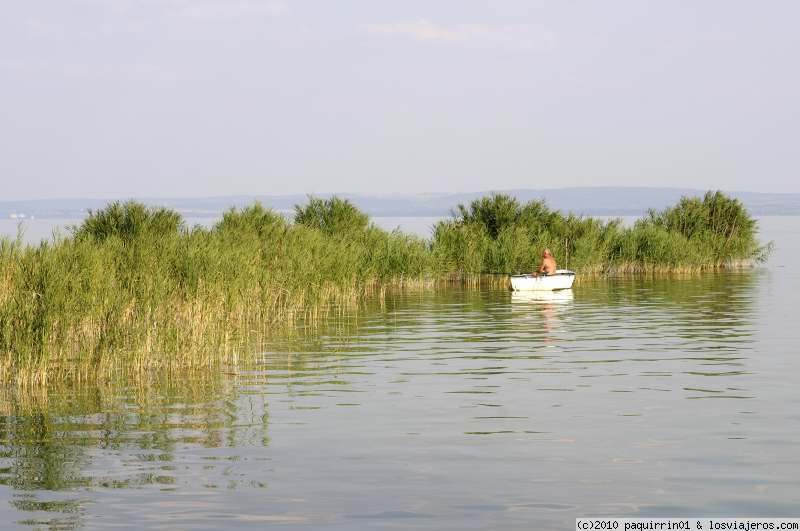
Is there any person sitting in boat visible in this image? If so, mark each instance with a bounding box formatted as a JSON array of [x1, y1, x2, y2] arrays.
[[535, 248, 557, 276]]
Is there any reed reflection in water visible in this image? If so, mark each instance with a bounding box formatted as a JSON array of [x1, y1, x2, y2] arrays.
[[1, 271, 799, 530]]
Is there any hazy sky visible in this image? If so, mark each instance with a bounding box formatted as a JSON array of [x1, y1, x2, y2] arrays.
[[1, 1, 798, 200]]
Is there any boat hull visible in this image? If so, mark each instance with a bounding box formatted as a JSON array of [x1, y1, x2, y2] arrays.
[[510, 270, 575, 291]]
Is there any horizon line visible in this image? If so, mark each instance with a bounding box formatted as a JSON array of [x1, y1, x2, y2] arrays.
[[4, 185, 800, 204]]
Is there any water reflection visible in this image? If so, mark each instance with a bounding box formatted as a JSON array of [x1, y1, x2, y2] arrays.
[[0, 373, 271, 529], [2, 270, 799, 529], [510, 289, 573, 343]]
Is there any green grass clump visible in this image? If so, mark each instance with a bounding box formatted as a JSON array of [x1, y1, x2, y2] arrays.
[[294, 196, 370, 235], [72, 201, 184, 243], [0, 191, 769, 380], [431, 191, 770, 274], [0, 200, 435, 380]]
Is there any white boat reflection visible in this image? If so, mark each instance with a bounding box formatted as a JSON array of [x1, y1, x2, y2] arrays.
[[511, 289, 574, 304]]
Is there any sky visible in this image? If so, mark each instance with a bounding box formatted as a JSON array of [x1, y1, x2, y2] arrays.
[[1, 0, 798, 200]]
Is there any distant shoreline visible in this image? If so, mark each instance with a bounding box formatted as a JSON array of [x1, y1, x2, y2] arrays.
[[2, 187, 799, 220]]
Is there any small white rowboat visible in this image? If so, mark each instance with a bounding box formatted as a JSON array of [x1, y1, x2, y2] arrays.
[[510, 270, 576, 291]]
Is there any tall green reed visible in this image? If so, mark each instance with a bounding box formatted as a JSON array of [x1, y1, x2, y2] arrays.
[[0, 192, 769, 380], [431, 191, 770, 274]]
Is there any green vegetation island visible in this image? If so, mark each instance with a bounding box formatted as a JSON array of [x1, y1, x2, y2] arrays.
[[0, 191, 771, 382]]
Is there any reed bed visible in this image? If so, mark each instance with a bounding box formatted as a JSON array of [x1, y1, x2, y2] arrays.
[[0, 191, 770, 380], [431, 191, 771, 275]]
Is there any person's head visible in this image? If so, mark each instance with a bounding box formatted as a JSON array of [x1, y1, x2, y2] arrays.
[[543, 248, 552, 258]]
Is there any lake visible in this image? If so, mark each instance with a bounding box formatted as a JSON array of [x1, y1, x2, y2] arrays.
[[1, 217, 798, 530]]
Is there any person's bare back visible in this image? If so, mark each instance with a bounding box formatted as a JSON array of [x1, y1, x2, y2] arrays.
[[536, 248, 557, 276]]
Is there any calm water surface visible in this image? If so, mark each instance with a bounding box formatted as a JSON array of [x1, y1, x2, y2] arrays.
[[1, 218, 798, 530]]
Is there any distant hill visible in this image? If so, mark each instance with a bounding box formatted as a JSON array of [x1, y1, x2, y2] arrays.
[[2, 187, 799, 220]]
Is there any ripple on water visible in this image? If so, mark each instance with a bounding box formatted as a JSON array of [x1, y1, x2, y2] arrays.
[[2, 270, 800, 529]]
